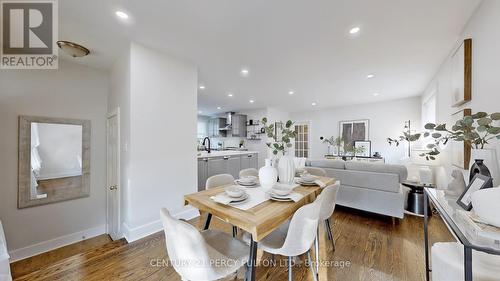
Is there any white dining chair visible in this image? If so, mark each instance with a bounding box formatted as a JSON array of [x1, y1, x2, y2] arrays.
[[205, 174, 238, 237], [314, 182, 340, 273], [206, 174, 235, 190], [239, 168, 258, 178], [243, 199, 322, 281], [160, 208, 249, 281], [304, 167, 327, 177], [432, 242, 500, 281]]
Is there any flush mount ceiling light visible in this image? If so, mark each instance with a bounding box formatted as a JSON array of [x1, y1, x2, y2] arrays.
[[198, 110, 203, 114], [349, 26, 361, 34], [249, 99, 255, 103], [115, 10, 129, 19], [227, 93, 234, 97], [199, 84, 206, 90], [240, 68, 249, 77], [56, 41, 90, 57], [288, 90, 295, 95], [366, 74, 375, 79], [311, 102, 317, 106], [217, 106, 222, 110]]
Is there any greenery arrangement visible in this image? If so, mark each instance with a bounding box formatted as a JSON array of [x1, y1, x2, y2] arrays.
[[261, 117, 297, 155], [422, 112, 500, 160], [387, 112, 500, 161]]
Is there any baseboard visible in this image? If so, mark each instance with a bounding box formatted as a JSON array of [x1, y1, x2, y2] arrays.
[[8, 225, 106, 262], [122, 207, 200, 243]]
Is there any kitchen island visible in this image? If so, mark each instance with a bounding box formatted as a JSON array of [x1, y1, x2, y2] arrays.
[[197, 150, 259, 190]]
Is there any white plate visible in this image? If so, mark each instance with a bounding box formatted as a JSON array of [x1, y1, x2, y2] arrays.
[[296, 180, 317, 186], [228, 194, 250, 205], [235, 180, 258, 186]]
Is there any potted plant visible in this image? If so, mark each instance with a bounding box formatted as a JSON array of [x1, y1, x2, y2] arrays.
[[424, 112, 500, 183], [261, 117, 297, 184]]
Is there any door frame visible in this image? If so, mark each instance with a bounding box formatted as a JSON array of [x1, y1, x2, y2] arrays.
[[106, 107, 121, 239]]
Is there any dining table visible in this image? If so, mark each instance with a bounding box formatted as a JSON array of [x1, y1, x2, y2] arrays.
[[184, 176, 337, 281]]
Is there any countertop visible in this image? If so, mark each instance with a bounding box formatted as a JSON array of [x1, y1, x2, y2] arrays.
[[197, 150, 259, 159]]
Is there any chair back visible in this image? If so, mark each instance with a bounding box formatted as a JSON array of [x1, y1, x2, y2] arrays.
[[304, 167, 327, 177], [160, 208, 213, 281], [239, 168, 258, 178], [279, 199, 321, 257], [206, 174, 234, 189], [317, 182, 340, 220]]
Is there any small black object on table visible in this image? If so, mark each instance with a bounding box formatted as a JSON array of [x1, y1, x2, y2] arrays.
[[402, 181, 434, 216]]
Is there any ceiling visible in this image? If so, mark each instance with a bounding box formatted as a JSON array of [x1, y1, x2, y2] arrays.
[[59, 0, 482, 115]]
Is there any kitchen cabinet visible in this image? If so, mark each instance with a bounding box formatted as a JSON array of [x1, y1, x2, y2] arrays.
[[241, 153, 258, 170], [207, 157, 227, 177], [197, 158, 209, 191], [226, 156, 241, 179], [198, 153, 259, 190], [231, 114, 247, 137], [207, 118, 227, 137]]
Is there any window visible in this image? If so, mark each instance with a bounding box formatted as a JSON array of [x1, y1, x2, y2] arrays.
[[294, 123, 309, 158], [197, 119, 208, 139]]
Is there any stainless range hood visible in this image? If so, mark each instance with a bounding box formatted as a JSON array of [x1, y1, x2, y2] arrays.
[[219, 112, 234, 131]]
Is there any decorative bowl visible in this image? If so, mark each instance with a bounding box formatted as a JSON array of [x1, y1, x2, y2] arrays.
[[471, 187, 500, 227], [225, 186, 245, 198], [271, 184, 293, 196]]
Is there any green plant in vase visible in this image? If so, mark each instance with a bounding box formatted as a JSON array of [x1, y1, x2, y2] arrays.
[[261, 118, 297, 156], [261, 117, 297, 184]]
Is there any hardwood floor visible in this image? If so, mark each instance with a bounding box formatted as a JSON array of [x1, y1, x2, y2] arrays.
[[11, 207, 454, 281]]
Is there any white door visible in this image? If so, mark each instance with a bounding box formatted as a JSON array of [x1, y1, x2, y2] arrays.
[[107, 109, 121, 240]]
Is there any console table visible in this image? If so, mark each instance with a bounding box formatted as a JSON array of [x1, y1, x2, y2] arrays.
[[424, 188, 500, 281]]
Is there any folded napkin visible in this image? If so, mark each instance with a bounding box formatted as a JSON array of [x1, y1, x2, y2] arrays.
[[314, 179, 327, 188], [211, 193, 240, 205]]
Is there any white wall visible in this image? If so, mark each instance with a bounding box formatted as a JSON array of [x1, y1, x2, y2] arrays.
[[110, 43, 199, 241], [0, 60, 108, 260], [422, 0, 500, 187], [291, 97, 422, 164]]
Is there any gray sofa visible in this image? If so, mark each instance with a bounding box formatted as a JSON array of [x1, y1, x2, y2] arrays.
[[306, 159, 408, 219]]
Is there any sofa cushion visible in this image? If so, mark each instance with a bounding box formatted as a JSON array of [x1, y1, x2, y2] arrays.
[[345, 162, 408, 182], [325, 168, 401, 193], [306, 159, 345, 169]]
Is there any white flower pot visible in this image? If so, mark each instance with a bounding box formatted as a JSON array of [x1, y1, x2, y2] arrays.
[[470, 148, 500, 185], [471, 187, 500, 227], [259, 159, 277, 191], [278, 154, 295, 184]]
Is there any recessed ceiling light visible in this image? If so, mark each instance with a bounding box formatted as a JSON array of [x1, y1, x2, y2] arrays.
[[217, 106, 222, 110], [227, 93, 234, 97], [249, 99, 255, 103], [199, 84, 205, 90], [373, 93, 380, 96], [240, 68, 249, 77], [311, 102, 317, 106], [198, 110, 203, 114], [366, 74, 375, 79], [349, 26, 360, 34], [115, 11, 129, 19], [288, 91, 295, 95]]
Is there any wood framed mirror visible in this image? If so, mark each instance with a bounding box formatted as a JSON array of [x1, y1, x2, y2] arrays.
[[18, 116, 91, 208]]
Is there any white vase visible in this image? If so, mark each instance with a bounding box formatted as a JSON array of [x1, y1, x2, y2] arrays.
[[278, 154, 295, 184], [472, 187, 500, 227], [470, 148, 500, 185], [259, 159, 278, 191]]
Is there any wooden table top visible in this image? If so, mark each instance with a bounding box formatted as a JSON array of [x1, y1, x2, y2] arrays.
[[184, 176, 336, 241]]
